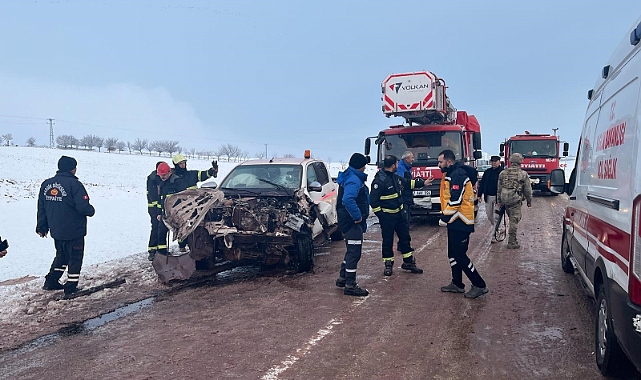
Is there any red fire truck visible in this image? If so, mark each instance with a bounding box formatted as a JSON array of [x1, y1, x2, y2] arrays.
[[364, 71, 482, 216], [500, 132, 569, 193]]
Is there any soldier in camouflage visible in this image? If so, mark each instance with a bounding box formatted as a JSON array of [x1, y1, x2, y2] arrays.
[[496, 153, 533, 249]]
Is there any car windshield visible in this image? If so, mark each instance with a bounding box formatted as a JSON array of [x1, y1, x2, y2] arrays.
[[510, 140, 557, 158], [220, 164, 302, 190], [380, 131, 463, 166]]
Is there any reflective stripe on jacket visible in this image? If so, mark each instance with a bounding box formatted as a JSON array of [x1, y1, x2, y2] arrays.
[[440, 162, 475, 232]]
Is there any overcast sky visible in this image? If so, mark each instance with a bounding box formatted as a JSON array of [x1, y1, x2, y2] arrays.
[[1, 0, 640, 161]]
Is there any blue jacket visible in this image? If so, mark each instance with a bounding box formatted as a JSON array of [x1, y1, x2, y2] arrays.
[[396, 159, 412, 179], [336, 166, 370, 232]]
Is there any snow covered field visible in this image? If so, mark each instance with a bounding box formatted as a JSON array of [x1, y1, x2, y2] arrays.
[[0, 146, 240, 283], [0, 147, 377, 284]]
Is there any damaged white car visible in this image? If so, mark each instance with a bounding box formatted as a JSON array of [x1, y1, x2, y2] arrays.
[[154, 155, 341, 282]]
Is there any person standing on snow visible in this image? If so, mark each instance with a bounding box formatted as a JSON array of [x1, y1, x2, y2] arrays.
[[155, 162, 175, 256], [335, 153, 370, 297], [36, 156, 95, 296], [437, 150, 488, 299], [146, 162, 165, 261], [170, 154, 218, 252], [371, 155, 424, 277]]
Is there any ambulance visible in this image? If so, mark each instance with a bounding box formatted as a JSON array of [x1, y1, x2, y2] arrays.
[[550, 15, 641, 376]]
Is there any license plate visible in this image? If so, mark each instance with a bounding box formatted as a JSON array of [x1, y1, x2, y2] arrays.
[[414, 190, 431, 197]]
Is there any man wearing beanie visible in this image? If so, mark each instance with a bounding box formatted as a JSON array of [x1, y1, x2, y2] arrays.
[[36, 155, 95, 296], [335, 153, 370, 297]]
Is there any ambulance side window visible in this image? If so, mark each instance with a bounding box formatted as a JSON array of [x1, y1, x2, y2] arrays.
[[578, 105, 600, 187]]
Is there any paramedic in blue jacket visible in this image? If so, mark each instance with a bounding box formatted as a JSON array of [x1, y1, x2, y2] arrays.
[[335, 153, 370, 297]]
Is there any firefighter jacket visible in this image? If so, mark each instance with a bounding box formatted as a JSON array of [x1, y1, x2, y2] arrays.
[[146, 170, 162, 216], [173, 167, 216, 192], [336, 166, 370, 233], [440, 162, 475, 233], [159, 173, 182, 214], [36, 171, 95, 241], [370, 169, 406, 218], [395, 159, 424, 205], [477, 166, 503, 201]]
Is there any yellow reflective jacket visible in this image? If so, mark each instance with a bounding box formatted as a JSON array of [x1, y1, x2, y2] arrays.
[[440, 162, 475, 232]]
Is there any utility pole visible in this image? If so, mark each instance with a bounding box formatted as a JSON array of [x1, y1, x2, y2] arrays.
[[552, 127, 558, 136], [264, 143, 268, 158], [47, 118, 55, 148]]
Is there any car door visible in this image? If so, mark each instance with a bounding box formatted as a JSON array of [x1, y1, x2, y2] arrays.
[[570, 93, 601, 276]]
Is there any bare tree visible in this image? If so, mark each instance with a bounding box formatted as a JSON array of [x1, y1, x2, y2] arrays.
[[283, 153, 296, 158], [116, 141, 126, 153], [70, 136, 79, 149], [126, 141, 132, 154], [26, 137, 36, 147], [2, 133, 13, 146], [149, 141, 165, 156], [213, 146, 226, 161], [188, 147, 196, 159], [132, 138, 148, 154], [94, 136, 104, 152], [56, 135, 74, 149], [166, 141, 180, 155], [0, 136, 3, 145], [104, 137, 118, 153], [255, 151, 266, 159]]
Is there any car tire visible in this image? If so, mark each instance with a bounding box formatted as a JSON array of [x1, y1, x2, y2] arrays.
[[294, 233, 314, 272], [595, 284, 629, 376], [561, 232, 574, 274]]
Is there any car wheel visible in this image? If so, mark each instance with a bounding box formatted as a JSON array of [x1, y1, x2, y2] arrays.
[[294, 233, 314, 272], [561, 232, 574, 273], [595, 285, 629, 376]]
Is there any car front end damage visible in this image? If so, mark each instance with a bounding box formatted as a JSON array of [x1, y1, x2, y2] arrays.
[[154, 188, 319, 283]]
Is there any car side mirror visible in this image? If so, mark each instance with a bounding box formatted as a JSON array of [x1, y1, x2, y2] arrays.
[[549, 169, 565, 194], [472, 132, 482, 150], [308, 181, 323, 192], [473, 151, 482, 159], [201, 181, 218, 189], [499, 143, 505, 156]]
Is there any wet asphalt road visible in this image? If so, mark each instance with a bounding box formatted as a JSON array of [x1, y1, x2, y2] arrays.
[[1, 194, 640, 380]]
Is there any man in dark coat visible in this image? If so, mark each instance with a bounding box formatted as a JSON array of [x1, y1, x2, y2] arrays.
[[146, 162, 165, 261], [477, 156, 503, 241], [36, 156, 95, 296], [335, 153, 370, 297]]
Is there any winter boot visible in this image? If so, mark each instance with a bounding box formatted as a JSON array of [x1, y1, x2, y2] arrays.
[[147, 249, 157, 261], [401, 257, 423, 274], [383, 261, 394, 276], [179, 247, 187, 253], [507, 239, 520, 249], [464, 285, 489, 299], [42, 279, 65, 291], [344, 283, 369, 297], [335, 277, 346, 288], [63, 283, 79, 296], [440, 281, 465, 293]]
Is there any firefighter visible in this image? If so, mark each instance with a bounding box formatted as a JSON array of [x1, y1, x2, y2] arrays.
[[146, 162, 165, 261], [395, 151, 432, 225], [171, 154, 218, 252], [155, 162, 176, 256], [371, 155, 423, 276], [438, 149, 488, 298], [36, 156, 95, 296], [497, 153, 532, 249], [335, 153, 370, 297]]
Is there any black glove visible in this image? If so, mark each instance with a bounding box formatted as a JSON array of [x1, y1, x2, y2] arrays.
[[414, 177, 425, 188], [0, 236, 8, 251]]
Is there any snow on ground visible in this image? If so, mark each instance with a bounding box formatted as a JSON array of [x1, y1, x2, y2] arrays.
[[0, 147, 374, 285], [0, 146, 238, 283]]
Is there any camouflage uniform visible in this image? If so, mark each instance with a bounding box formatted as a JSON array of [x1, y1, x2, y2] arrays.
[[497, 154, 532, 249]]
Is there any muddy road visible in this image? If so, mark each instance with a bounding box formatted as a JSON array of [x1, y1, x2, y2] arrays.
[[1, 194, 640, 379]]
